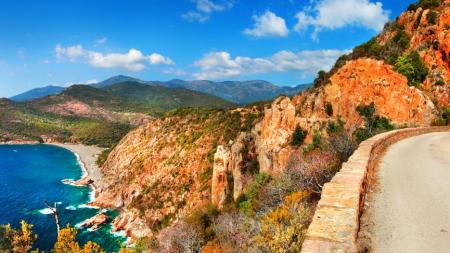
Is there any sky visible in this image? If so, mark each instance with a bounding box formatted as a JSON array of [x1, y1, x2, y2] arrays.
[[0, 0, 415, 97]]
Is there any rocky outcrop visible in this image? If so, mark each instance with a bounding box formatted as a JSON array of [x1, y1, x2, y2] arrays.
[[211, 132, 256, 208], [79, 213, 110, 231], [211, 146, 231, 208], [324, 59, 437, 126], [396, 4, 450, 108]]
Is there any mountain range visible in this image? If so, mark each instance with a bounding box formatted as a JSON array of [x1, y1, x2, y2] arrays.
[[10, 76, 310, 104]]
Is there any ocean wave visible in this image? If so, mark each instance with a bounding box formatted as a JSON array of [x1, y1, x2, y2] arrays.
[[39, 208, 53, 215], [77, 203, 99, 209], [65, 205, 77, 210]]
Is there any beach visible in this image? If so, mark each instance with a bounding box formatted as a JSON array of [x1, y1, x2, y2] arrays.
[[46, 143, 105, 186]]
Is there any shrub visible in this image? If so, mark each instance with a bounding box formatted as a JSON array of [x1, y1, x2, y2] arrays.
[[394, 51, 429, 86], [324, 102, 333, 116], [304, 133, 322, 153], [327, 118, 345, 134], [354, 103, 394, 143], [236, 173, 270, 215], [427, 10, 439, 25], [435, 79, 445, 86], [418, 0, 442, 9], [291, 125, 307, 147], [0, 221, 37, 253]]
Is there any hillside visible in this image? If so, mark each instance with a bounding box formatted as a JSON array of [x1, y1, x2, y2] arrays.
[[103, 82, 235, 110], [1, 83, 234, 147], [10, 85, 65, 102], [0, 98, 131, 147], [10, 76, 309, 105], [95, 1, 449, 252]]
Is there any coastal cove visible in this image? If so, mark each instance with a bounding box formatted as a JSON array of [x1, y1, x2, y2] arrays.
[[0, 143, 126, 252]]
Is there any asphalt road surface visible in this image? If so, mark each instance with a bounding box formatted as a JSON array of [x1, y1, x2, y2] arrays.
[[370, 132, 450, 253]]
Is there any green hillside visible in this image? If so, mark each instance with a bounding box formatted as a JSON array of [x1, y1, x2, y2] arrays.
[[1, 83, 236, 147]]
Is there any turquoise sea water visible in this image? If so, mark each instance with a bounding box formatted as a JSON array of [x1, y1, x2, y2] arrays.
[[0, 144, 125, 252]]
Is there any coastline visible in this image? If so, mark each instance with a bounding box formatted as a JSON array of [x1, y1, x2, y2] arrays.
[[46, 143, 105, 191]]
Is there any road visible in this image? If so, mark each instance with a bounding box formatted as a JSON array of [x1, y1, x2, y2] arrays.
[[369, 132, 450, 252]]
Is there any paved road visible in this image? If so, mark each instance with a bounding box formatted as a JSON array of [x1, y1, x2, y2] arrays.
[[371, 132, 450, 253]]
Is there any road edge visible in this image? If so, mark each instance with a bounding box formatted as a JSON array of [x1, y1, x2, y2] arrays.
[[301, 127, 450, 253]]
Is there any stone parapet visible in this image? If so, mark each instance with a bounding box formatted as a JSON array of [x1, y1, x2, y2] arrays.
[[301, 127, 450, 253]]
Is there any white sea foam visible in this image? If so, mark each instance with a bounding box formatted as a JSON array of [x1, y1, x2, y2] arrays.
[[39, 208, 53, 215], [77, 203, 99, 209], [65, 205, 77, 210]]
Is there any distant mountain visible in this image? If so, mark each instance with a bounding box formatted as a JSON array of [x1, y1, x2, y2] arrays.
[[93, 76, 310, 104], [28, 82, 235, 119], [10, 85, 65, 102], [92, 75, 146, 88], [158, 79, 310, 104], [103, 81, 234, 110], [10, 75, 310, 105]]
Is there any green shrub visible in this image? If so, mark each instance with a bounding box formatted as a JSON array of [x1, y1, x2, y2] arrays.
[[291, 125, 307, 147], [419, 0, 442, 9], [327, 119, 345, 134], [427, 11, 439, 25], [394, 51, 429, 86], [303, 133, 322, 153], [435, 79, 445, 86], [354, 103, 394, 143], [236, 173, 270, 215], [324, 102, 333, 116]]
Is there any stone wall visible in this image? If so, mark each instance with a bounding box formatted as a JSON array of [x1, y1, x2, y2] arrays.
[[301, 127, 450, 253]]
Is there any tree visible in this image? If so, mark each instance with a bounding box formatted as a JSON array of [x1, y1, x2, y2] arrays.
[[158, 221, 205, 253], [53, 225, 105, 253], [0, 221, 37, 253]]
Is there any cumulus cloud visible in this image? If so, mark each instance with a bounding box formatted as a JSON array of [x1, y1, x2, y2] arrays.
[[295, 0, 390, 39], [244, 11, 289, 38], [183, 0, 233, 22], [193, 49, 349, 80], [55, 44, 174, 72]]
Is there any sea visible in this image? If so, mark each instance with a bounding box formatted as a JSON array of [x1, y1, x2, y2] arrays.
[[0, 144, 126, 252]]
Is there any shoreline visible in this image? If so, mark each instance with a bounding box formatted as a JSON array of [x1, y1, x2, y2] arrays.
[[46, 143, 105, 191]]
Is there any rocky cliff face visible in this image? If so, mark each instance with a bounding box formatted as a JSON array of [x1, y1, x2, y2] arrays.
[[94, 108, 260, 238], [96, 0, 449, 243], [396, 3, 450, 108]]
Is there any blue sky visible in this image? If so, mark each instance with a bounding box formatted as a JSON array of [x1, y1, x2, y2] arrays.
[[0, 0, 414, 97]]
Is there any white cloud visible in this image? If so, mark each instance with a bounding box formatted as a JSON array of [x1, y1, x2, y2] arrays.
[[55, 44, 86, 61], [84, 79, 98, 84], [62, 79, 98, 87], [148, 53, 174, 65], [244, 11, 289, 38], [94, 37, 108, 45], [182, 11, 210, 23], [183, 0, 233, 22], [295, 0, 390, 39], [55, 45, 174, 72], [195, 0, 232, 13], [193, 49, 349, 80]]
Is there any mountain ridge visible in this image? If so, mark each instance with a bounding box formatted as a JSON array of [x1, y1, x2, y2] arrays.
[[10, 76, 310, 104]]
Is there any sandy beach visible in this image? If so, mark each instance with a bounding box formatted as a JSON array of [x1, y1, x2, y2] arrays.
[[46, 143, 105, 186]]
